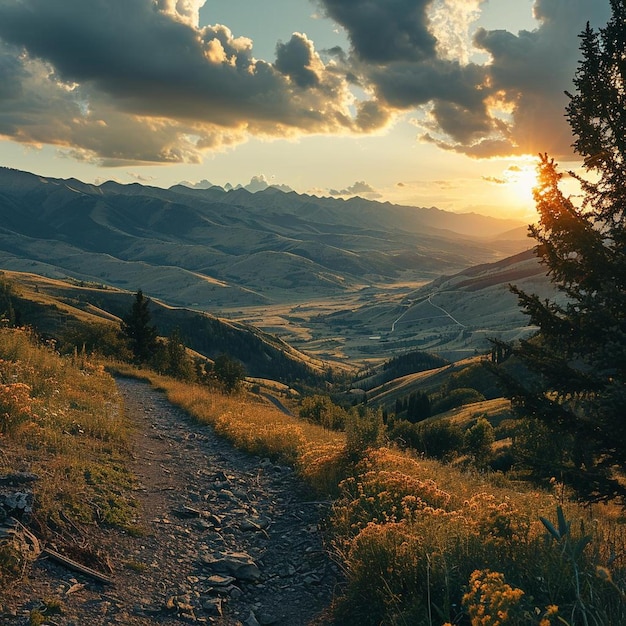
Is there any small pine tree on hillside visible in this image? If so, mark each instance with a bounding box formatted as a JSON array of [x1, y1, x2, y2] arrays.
[[212, 353, 246, 393], [500, 2, 626, 502], [164, 328, 195, 380], [120, 289, 158, 364]]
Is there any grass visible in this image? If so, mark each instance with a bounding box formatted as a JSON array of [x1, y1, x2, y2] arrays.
[[3, 332, 625, 624], [0, 327, 138, 569], [111, 362, 626, 625]]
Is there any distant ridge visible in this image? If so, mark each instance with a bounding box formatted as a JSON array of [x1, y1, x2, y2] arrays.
[[0, 166, 529, 311]]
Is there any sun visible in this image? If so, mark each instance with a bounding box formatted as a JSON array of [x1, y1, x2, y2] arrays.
[[505, 164, 539, 205]]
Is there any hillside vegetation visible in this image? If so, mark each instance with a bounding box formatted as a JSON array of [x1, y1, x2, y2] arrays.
[[1, 318, 625, 625], [2, 6, 626, 619], [0, 270, 337, 386]]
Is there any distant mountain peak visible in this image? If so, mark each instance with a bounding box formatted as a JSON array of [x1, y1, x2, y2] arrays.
[[176, 175, 293, 195]]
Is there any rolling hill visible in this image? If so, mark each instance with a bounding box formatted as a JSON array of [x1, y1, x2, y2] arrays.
[[307, 248, 561, 362], [0, 167, 527, 313], [0, 270, 335, 384]]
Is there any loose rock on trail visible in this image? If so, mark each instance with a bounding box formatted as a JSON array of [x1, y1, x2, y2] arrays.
[[1, 377, 341, 625]]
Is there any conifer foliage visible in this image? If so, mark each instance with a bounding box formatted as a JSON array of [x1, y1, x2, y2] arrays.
[[505, 2, 626, 502], [120, 289, 159, 364]]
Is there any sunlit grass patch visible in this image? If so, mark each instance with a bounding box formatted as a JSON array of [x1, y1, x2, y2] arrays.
[[0, 327, 136, 547], [120, 368, 345, 466], [107, 362, 626, 626], [329, 446, 626, 624]]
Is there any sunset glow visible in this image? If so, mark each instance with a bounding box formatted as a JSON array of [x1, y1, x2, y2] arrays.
[[0, 0, 611, 220], [506, 164, 539, 205]]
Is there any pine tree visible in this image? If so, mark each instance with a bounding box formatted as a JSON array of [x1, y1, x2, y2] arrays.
[[212, 353, 246, 394], [120, 289, 158, 363], [502, 2, 626, 502], [165, 328, 195, 380]]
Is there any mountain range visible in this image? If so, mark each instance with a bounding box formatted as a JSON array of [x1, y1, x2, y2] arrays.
[[0, 166, 551, 365], [0, 167, 527, 309]]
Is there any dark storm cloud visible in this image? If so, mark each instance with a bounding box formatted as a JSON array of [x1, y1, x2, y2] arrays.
[[0, 0, 362, 163], [317, 0, 437, 63], [366, 57, 486, 109], [469, 0, 611, 157], [0, 0, 614, 164], [0, 0, 304, 125], [471, 0, 611, 157], [275, 34, 320, 88], [0, 43, 24, 100], [318, 0, 611, 158]]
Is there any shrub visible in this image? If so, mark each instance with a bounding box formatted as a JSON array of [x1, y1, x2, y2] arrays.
[[58, 321, 131, 360], [299, 394, 348, 431], [345, 406, 385, 461], [462, 569, 526, 626], [387, 419, 421, 450], [464, 417, 495, 467], [431, 387, 486, 414], [416, 419, 464, 460], [211, 353, 246, 393], [0, 382, 35, 435]]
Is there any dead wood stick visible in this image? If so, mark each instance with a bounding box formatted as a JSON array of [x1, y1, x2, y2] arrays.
[[42, 548, 114, 585]]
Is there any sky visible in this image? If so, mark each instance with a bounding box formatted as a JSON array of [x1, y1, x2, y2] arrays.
[[0, 0, 612, 220]]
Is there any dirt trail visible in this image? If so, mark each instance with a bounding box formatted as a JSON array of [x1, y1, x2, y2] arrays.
[[2, 377, 340, 625]]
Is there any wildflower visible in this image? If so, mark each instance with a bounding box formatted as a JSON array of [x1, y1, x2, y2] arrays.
[[463, 569, 525, 626]]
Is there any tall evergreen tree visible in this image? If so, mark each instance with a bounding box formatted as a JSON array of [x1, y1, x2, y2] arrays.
[[121, 289, 158, 363], [501, 2, 626, 502]]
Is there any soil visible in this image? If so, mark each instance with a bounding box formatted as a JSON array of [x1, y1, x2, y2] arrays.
[[1, 377, 342, 625]]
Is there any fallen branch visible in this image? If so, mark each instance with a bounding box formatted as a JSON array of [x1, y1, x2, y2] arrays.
[[42, 548, 114, 585], [1, 518, 42, 559]]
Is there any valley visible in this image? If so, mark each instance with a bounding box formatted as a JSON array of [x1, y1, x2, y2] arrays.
[[1, 168, 623, 626], [0, 167, 548, 368], [220, 248, 555, 366]]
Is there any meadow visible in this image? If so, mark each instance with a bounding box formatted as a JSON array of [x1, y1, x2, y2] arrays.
[[2, 327, 626, 624], [114, 362, 626, 626]]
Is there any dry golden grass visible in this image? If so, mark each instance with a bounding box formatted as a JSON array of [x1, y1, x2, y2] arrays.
[[102, 363, 626, 625], [329, 447, 626, 625], [111, 363, 344, 468], [0, 328, 136, 547]]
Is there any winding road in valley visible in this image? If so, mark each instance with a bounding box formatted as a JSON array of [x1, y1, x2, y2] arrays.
[[390, 292, 466, 334]]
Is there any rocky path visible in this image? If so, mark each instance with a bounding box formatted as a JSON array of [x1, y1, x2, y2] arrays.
[[2, 378, 341, 625]]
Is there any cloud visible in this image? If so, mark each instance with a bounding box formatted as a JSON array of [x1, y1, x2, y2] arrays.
[[180, 178, 215, 189], [127, 172, 157, 182], [429, 0, 484, 65], [0, 0, 364, 164], [329, 180, 382, 198], [469, 0, 611, 157], [156, 0, 206, 27], [482, 175, 506, 185], [242, 175, 270, 193], [317, 0, 437, 63], [275, 33, 321, 89], [317, 0, 611, 158], [0, 0, 614, 166]]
